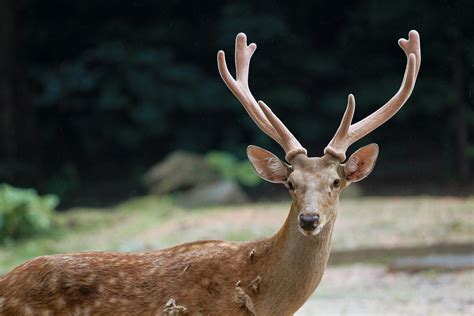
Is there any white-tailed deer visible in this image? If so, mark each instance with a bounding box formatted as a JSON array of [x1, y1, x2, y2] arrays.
[[0, 31, 420, 315]]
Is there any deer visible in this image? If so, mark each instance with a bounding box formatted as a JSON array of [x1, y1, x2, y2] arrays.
[[0, 30, 420, 316]]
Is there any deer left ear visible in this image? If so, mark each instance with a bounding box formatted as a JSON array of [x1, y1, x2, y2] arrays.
[[247, 145, 291, 183], [343, 144, 379, 182]]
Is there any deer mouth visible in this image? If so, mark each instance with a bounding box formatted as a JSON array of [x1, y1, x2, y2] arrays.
[[297, 223, 324, 236]]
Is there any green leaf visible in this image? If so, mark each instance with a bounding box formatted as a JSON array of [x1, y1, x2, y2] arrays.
[[0, 184, 59, 242]]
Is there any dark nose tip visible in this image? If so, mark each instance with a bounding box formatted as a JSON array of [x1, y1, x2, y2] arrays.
[[299, 213, 320, 231]]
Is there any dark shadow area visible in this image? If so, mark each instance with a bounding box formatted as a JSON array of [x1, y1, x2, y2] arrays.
[[0, 0, 471, 208]]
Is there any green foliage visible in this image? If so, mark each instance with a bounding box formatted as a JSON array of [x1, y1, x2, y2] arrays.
[[0, 184, 59, 242], [205, 151, 261, 187]]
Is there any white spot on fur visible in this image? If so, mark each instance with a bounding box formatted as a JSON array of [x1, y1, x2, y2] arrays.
[[56, 297, 66, 307], [108, 278, 118, 285], [147, 267, 158, 276], [133, 288, 143, 295], [24, 305, 34, 316], [85, 274, 96, 284], [220, 243, 239, 250], [82, 306, 91, 315], [8, 275, 17, 286], [49, 274, 59, 291], [73, 306, 82, 316], [0, 297, 5, 310], [58, 255, 76, 263]]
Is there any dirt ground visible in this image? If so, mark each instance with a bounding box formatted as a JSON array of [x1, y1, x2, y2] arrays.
[[1, 196, 472, 314], [297, 265, 473, 315], [127, 197, 474, 251]]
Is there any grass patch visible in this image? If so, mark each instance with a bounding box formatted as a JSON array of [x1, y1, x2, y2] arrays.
[[0, 196, 174, 274], [225, 228, 273, 242]]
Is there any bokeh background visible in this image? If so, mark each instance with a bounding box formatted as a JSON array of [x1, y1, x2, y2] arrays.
[[0, 0, 473, 314]]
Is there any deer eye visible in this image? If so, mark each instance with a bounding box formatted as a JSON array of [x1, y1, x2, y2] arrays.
[[287, 181, 295, 191], [333, 179, 340, 188]]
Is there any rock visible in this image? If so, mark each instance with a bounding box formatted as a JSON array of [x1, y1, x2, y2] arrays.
[[143, 151, 220, 195], [179, 180, 248, 208], [143, 151, 250, 206]]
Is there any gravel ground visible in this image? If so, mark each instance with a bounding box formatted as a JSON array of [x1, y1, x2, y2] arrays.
[[297, 265, 474, 316]]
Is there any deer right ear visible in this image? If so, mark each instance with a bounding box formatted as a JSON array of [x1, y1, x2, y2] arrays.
[[247, 145, 291, 183], [343, 143, 379, 182]]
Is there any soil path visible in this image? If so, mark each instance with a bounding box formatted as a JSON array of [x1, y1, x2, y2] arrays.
[[297, 265, 473, 315]]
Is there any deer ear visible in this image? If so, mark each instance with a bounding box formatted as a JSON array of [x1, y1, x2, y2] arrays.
[[344, 144, 379, 182], [247, 145, 291, 183]]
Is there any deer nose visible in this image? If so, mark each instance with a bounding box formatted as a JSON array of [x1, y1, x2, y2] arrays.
[[299, 213, 320, 231]]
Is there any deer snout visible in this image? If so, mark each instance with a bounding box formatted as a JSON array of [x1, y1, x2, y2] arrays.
[[298, 213, 320, 231]]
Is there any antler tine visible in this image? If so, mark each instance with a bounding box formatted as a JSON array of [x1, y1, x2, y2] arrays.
[[324, 95, 356, 161], [324, 30, 421, 161], [398, 30, 421, 75], [217, 34, 280, 145], [218, 33, 307, 162], [258, 101, 307, 161]]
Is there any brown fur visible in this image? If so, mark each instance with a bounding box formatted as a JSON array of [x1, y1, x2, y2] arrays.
[[0, 157, 348, 316], [0, 223, 334, 315]]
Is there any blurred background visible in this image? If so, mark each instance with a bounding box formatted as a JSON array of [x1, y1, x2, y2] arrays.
[[0, 0, 473, 314]]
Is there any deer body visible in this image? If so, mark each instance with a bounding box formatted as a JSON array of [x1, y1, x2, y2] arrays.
[[0, 31, 420, 315], [0, 156, 342, 315], [0, 201, 335, 315]]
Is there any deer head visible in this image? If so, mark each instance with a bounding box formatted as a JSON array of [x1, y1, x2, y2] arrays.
[[218, 31, 420, 237]]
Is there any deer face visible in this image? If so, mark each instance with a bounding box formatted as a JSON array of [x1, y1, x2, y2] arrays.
[[287, 156, 343, 236], [247, 144, 379, 236]]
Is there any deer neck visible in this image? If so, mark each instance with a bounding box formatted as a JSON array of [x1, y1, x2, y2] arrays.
[[259, 201, 337, 313]]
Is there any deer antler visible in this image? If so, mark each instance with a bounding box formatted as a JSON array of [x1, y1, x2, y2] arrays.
[[324, 30, 421, 161], [217, 33, 307, 162]]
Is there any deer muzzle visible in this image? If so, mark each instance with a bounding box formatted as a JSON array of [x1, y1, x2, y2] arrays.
[[298, 212, 320, 232]]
